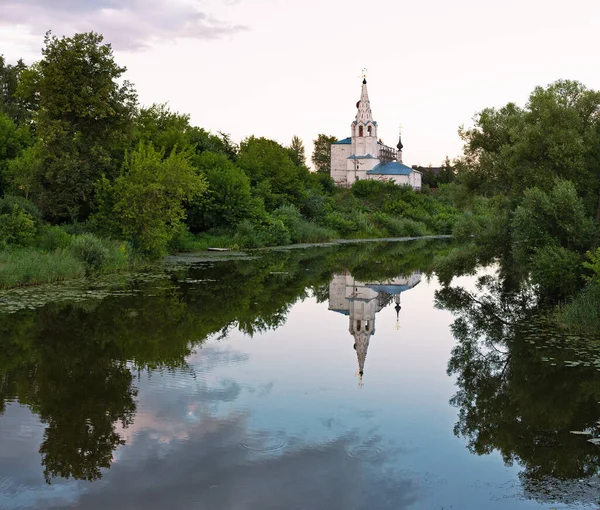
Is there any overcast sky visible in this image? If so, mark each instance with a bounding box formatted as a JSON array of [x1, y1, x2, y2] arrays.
[[1, 0, 599, 166]]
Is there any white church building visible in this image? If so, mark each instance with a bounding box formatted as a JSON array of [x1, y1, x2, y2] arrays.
[[330, 78, 421, 190]]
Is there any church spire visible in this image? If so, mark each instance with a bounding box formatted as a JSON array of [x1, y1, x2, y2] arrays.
[[355, 78, 373, 124]]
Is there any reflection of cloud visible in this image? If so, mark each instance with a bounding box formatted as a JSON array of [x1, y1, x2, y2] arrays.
[[0, 0, 247, 50], [51, 412, 420, 510]]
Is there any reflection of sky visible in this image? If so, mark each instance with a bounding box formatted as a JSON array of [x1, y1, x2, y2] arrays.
[[0, 271, 593, 509]]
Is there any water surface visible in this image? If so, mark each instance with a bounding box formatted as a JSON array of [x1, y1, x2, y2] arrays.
[[1, 241, 599, 509]]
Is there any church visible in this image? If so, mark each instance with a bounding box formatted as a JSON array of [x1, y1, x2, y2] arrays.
[[330, 78, 422, 190]]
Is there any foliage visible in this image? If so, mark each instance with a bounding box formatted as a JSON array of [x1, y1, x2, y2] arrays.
[[0, 204, 37, 247], [583, 248, 600, 284], [0, 56, 31, 125], [94, 143, 205, 258], [0, 247, 85, 288], [287, 135, 306, 168], [556, 283, 600, 335], [187, 151, 263, 231], [511, 180, 593, 267], [22, 31, 137, 221], [529, 245, 582, 300], [422, 157, 455, 188], [312, 134, 337, 173], [3, 146, 41, 198], [37, 225, 72, 251], [0, 112, 31, 193], [237, 136, 306, 210], [70, 233, 111, 270], [457, 80, 600, 218]]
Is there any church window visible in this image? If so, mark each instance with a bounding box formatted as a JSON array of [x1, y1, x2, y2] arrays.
[[365, 321, 370, 331], [367, 126, 372, 136], [359, 125, 363, 137], [356, 320, 361, 331]]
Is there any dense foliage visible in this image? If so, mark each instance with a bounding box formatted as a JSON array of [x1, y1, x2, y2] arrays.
[[0, 31, 454, 288], [436, 79, 600, 331]]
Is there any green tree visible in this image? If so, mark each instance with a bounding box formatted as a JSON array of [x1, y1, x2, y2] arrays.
[[457, 80, 600, 217], [237, 136, 306, 210], [287, 135, 306, 168], [511, 179, 593, 266], [94, 143, 206, 258], [0, 112, 32, 193], [24, 31, 137, 221], [0, 56, 31, 125], [312, 134, 337, 173], [187, 151, 264, 231], [134, 103, 192, 156]]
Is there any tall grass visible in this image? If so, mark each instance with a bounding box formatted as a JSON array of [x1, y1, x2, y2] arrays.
[[0, 233, 133, 289], [556, 283, 600, 335], [0, 248, 85, 288]]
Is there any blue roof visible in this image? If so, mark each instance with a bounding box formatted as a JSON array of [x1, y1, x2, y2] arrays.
[[367, 162, 413, 176], [348, 154, 376, 160], [332, 137, 351, 145], [330, 309, 350, 315], [367, 284, 414, 294]]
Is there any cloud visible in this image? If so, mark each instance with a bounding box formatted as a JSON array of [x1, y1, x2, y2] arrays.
[[0, 0, 247, 51], [49, 414, 421, 510]]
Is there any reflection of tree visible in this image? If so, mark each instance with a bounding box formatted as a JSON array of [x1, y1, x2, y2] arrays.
[[436, 275, 600, 504], [0, 239, 449, 484]]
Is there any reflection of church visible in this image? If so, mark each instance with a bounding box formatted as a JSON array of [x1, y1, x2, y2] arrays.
[[328, 271, 422, 384]]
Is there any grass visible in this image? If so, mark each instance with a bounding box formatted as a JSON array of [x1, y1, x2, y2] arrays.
[[0, 233, 135, 289], [0, 247, 86, 288], [556, 283, 600, 336]]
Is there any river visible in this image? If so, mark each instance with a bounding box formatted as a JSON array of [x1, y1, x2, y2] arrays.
[[1, 240, 599, 509]]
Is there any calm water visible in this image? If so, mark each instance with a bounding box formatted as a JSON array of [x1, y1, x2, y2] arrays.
[[1, 241, 600, 509]]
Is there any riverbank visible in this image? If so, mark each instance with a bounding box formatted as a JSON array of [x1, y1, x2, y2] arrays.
[[1, 235, 453, 290]]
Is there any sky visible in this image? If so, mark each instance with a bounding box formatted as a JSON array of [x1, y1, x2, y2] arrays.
[[1, 0, 599, 166]]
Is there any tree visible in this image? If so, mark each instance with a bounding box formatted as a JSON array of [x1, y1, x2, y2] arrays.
[[0, 112, 32, 194], [0, 56, 31, 125], [312, 134, 337, 173], [24, 31, 137, 221], [134, 103, 192, 156], [187, 151, 263, 231], [94, 143, 206, 258], [237, 136, 306, 210], [457, 80, 600, 217], [287, 135, 306, 168]]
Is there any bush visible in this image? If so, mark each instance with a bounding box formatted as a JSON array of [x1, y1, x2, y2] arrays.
[[556, 283, 600, 335], [373, 213, 427, 237], [529, 245, 582, 300], [37, 225, 72, 251], [69, 234, 110, 270], [0, 205, 37, 247], [233, 217, 291, 248], [0, 195, 41, 220], [583, 248, 600, 285]]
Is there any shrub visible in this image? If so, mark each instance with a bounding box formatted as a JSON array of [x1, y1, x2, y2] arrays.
[[233, 217, 291, 248], [529, 245, 582, 300], [373, 213, 427, 237], [0, 195, 41, 220], [583, 248, 600, 285], [556, 283, 600, 335], [37, 225, 72, 251], [69, 234, 110, 270], [0, 205, 37, 247], [233, 220, 261, 248]]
